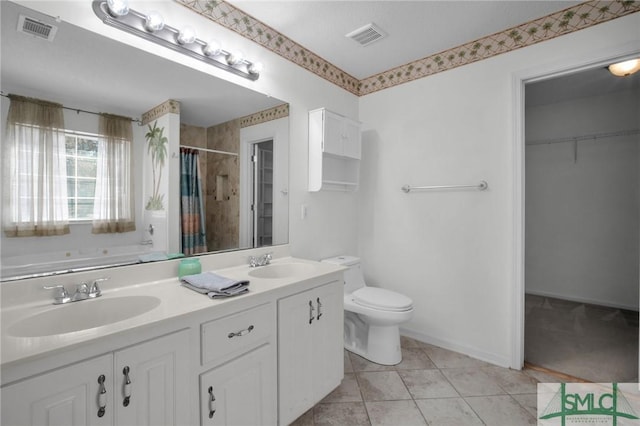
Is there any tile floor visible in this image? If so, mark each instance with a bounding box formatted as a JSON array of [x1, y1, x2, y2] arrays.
[[291, 336, 568, 426]]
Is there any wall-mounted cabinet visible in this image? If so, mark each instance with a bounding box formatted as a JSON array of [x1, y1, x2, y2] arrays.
[[309, 108, 361, 191]]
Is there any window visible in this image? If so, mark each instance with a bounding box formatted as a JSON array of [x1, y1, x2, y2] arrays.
[[65, 132, 99, 221]]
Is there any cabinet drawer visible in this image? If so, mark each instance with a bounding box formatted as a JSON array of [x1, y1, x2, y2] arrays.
[[201, 303, 273, 365]]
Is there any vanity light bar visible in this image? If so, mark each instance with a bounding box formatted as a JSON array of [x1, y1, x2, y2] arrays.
[[92, 0, 261, 81]]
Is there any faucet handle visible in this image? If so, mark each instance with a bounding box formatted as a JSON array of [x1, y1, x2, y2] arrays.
[[248, 256, 258, 267], [89, 277, 110, 298], [44, 285, 70, 304]]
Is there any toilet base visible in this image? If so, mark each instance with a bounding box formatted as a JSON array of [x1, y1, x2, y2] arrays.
[[345, 323, 402, 366]]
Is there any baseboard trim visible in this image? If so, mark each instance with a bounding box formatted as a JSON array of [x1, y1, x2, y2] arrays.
[[525, 290, 639, 312], [400, 327, 511, 369]]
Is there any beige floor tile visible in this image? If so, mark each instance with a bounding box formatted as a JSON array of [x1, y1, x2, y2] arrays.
[[290, 407, 314, 426], [511, 393, 538, 418], [400, 335, 424, 349], [440, 368, 505, 397], [415, 397, 483, 425], [365, 400, 427, 426], [421, 345, 492, 369], [398, 369, 459, 399], [322, 373, 363, 403], [349, 352, 396, 372], [344, 350, 354, 373], [482, 366, 539, 394], [357, 371, 412, 401], [465, 395, 536, 425], [313, 402, 370, 426], [394, 348, 436, 370]]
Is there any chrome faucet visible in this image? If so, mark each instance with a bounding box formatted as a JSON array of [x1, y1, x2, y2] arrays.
[[44, 277, 110, 304], [248, 252, 273, 267]]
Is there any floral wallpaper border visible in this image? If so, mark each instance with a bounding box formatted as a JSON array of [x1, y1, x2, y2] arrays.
[[142, 99, 181, 125], [176, 0, 639, 97], [239, 103, 289, 128]]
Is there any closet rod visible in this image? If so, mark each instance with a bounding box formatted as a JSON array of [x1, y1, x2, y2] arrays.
[[178, 144, 238, 157], [401, 181, 488, 193], [526, 128, 640, 146]]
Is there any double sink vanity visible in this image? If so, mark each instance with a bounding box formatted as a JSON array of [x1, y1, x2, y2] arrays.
[[0, 247, 345, 425]]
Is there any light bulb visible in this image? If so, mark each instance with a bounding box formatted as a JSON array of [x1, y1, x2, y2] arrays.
[[177, 26, 196, 45], [107, 0, 129, 17], [144, 11, 165, 32], [226, 50, 244, 66], [203, 40, 222, 56], [248, 62, 264, 75], [608, 58, 640, 77]]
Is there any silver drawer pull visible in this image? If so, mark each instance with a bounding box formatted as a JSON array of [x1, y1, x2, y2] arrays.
[[317, 297, 323, 320], [208, 386, 217, 418], [309, 300, 315, 324], [228, 325, 254, 338], [122, 366, 132, 407], [97, 374, 107, 418]]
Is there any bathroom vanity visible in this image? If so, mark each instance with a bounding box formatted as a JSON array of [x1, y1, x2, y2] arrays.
[[0, 250, 345, 426]]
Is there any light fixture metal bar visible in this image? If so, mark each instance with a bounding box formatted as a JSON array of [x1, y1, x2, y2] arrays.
[[92, 0, 259, 81]]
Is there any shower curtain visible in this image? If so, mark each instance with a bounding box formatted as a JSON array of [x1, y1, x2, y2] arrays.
[[180, 148, 208, 255]]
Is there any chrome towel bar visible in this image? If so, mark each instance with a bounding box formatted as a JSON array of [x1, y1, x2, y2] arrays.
[[401, 181, 488, 193]]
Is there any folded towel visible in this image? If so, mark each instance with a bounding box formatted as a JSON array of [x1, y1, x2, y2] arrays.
[[181, 272, 250, 299], [182, 282, 249, 299]]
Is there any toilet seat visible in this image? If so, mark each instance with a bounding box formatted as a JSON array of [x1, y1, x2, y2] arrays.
[[352, 287, 413, 312]]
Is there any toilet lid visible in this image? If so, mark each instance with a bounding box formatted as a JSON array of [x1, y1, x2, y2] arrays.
[[352, 287, 413, 312]]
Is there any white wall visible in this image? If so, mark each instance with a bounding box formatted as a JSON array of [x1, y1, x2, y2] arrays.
[[0, 94, 147, 260], [358, 14, 640, 367], [525, 89, 639, 310]]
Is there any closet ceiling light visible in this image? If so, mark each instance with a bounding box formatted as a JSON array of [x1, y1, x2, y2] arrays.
[[92, 0, 262, 81], [608, 58, 640, 77]]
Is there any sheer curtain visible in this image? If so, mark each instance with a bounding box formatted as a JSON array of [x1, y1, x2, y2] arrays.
[[92, 113, 135, 234], [180, 148, 208, 255], [2, 95, 69, 237]]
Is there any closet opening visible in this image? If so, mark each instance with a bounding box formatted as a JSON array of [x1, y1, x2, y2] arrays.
[[522, 63, 639, 382]]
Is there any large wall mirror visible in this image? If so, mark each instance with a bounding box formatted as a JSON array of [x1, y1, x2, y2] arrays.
[[0, 1, 289, 281]]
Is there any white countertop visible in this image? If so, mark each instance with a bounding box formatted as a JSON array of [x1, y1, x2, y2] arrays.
[[1, 256, 345, 369]]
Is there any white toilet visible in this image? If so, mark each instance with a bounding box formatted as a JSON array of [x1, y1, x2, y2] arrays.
[[322, 255, 413, 365]]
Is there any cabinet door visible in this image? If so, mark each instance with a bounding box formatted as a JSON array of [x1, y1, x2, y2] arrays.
[[200, 344, 276, 426], [322, 110, 344, 156], [114, 330, 190, 426], [342, 117, 361, 159], [311, 281, 344, 400], [278, 281, 344, 426], [278, 288, 316, 425], [1, 354, 113, 426]]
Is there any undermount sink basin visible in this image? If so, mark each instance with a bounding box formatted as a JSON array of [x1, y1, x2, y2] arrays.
[[8, 296, 161, 337], [248, 262, 315, 279]]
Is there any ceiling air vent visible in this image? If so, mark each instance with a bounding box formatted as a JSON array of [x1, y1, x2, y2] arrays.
[[17, 14, 58, 42], [345, 23, 386, 47]]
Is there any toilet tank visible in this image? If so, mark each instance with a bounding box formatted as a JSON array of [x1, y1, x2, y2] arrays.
[[321, 256, 366, 293]]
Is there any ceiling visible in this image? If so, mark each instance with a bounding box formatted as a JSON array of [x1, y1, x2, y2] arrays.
[[228, 0, 580, 80]]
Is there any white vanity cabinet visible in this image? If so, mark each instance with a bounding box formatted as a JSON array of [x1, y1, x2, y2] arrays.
[[278, 280, 344, 426], [199, 302, 277, 426], [114, 330, 190, 426], [1, 354, 114, 426], [309, 108, 361, 191], [1, 330, 190, 426]]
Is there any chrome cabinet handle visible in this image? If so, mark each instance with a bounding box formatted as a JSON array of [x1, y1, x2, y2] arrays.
[[317, 297, 323, 320], [122, 366, 132, 407], [228, 325, 254, 338], [309, 300, 315, 324], [97, 374, 107, 418], [208, 386, 217, 418]]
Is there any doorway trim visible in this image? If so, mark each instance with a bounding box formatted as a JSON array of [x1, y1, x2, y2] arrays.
[[510, 42, 640, 370]]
